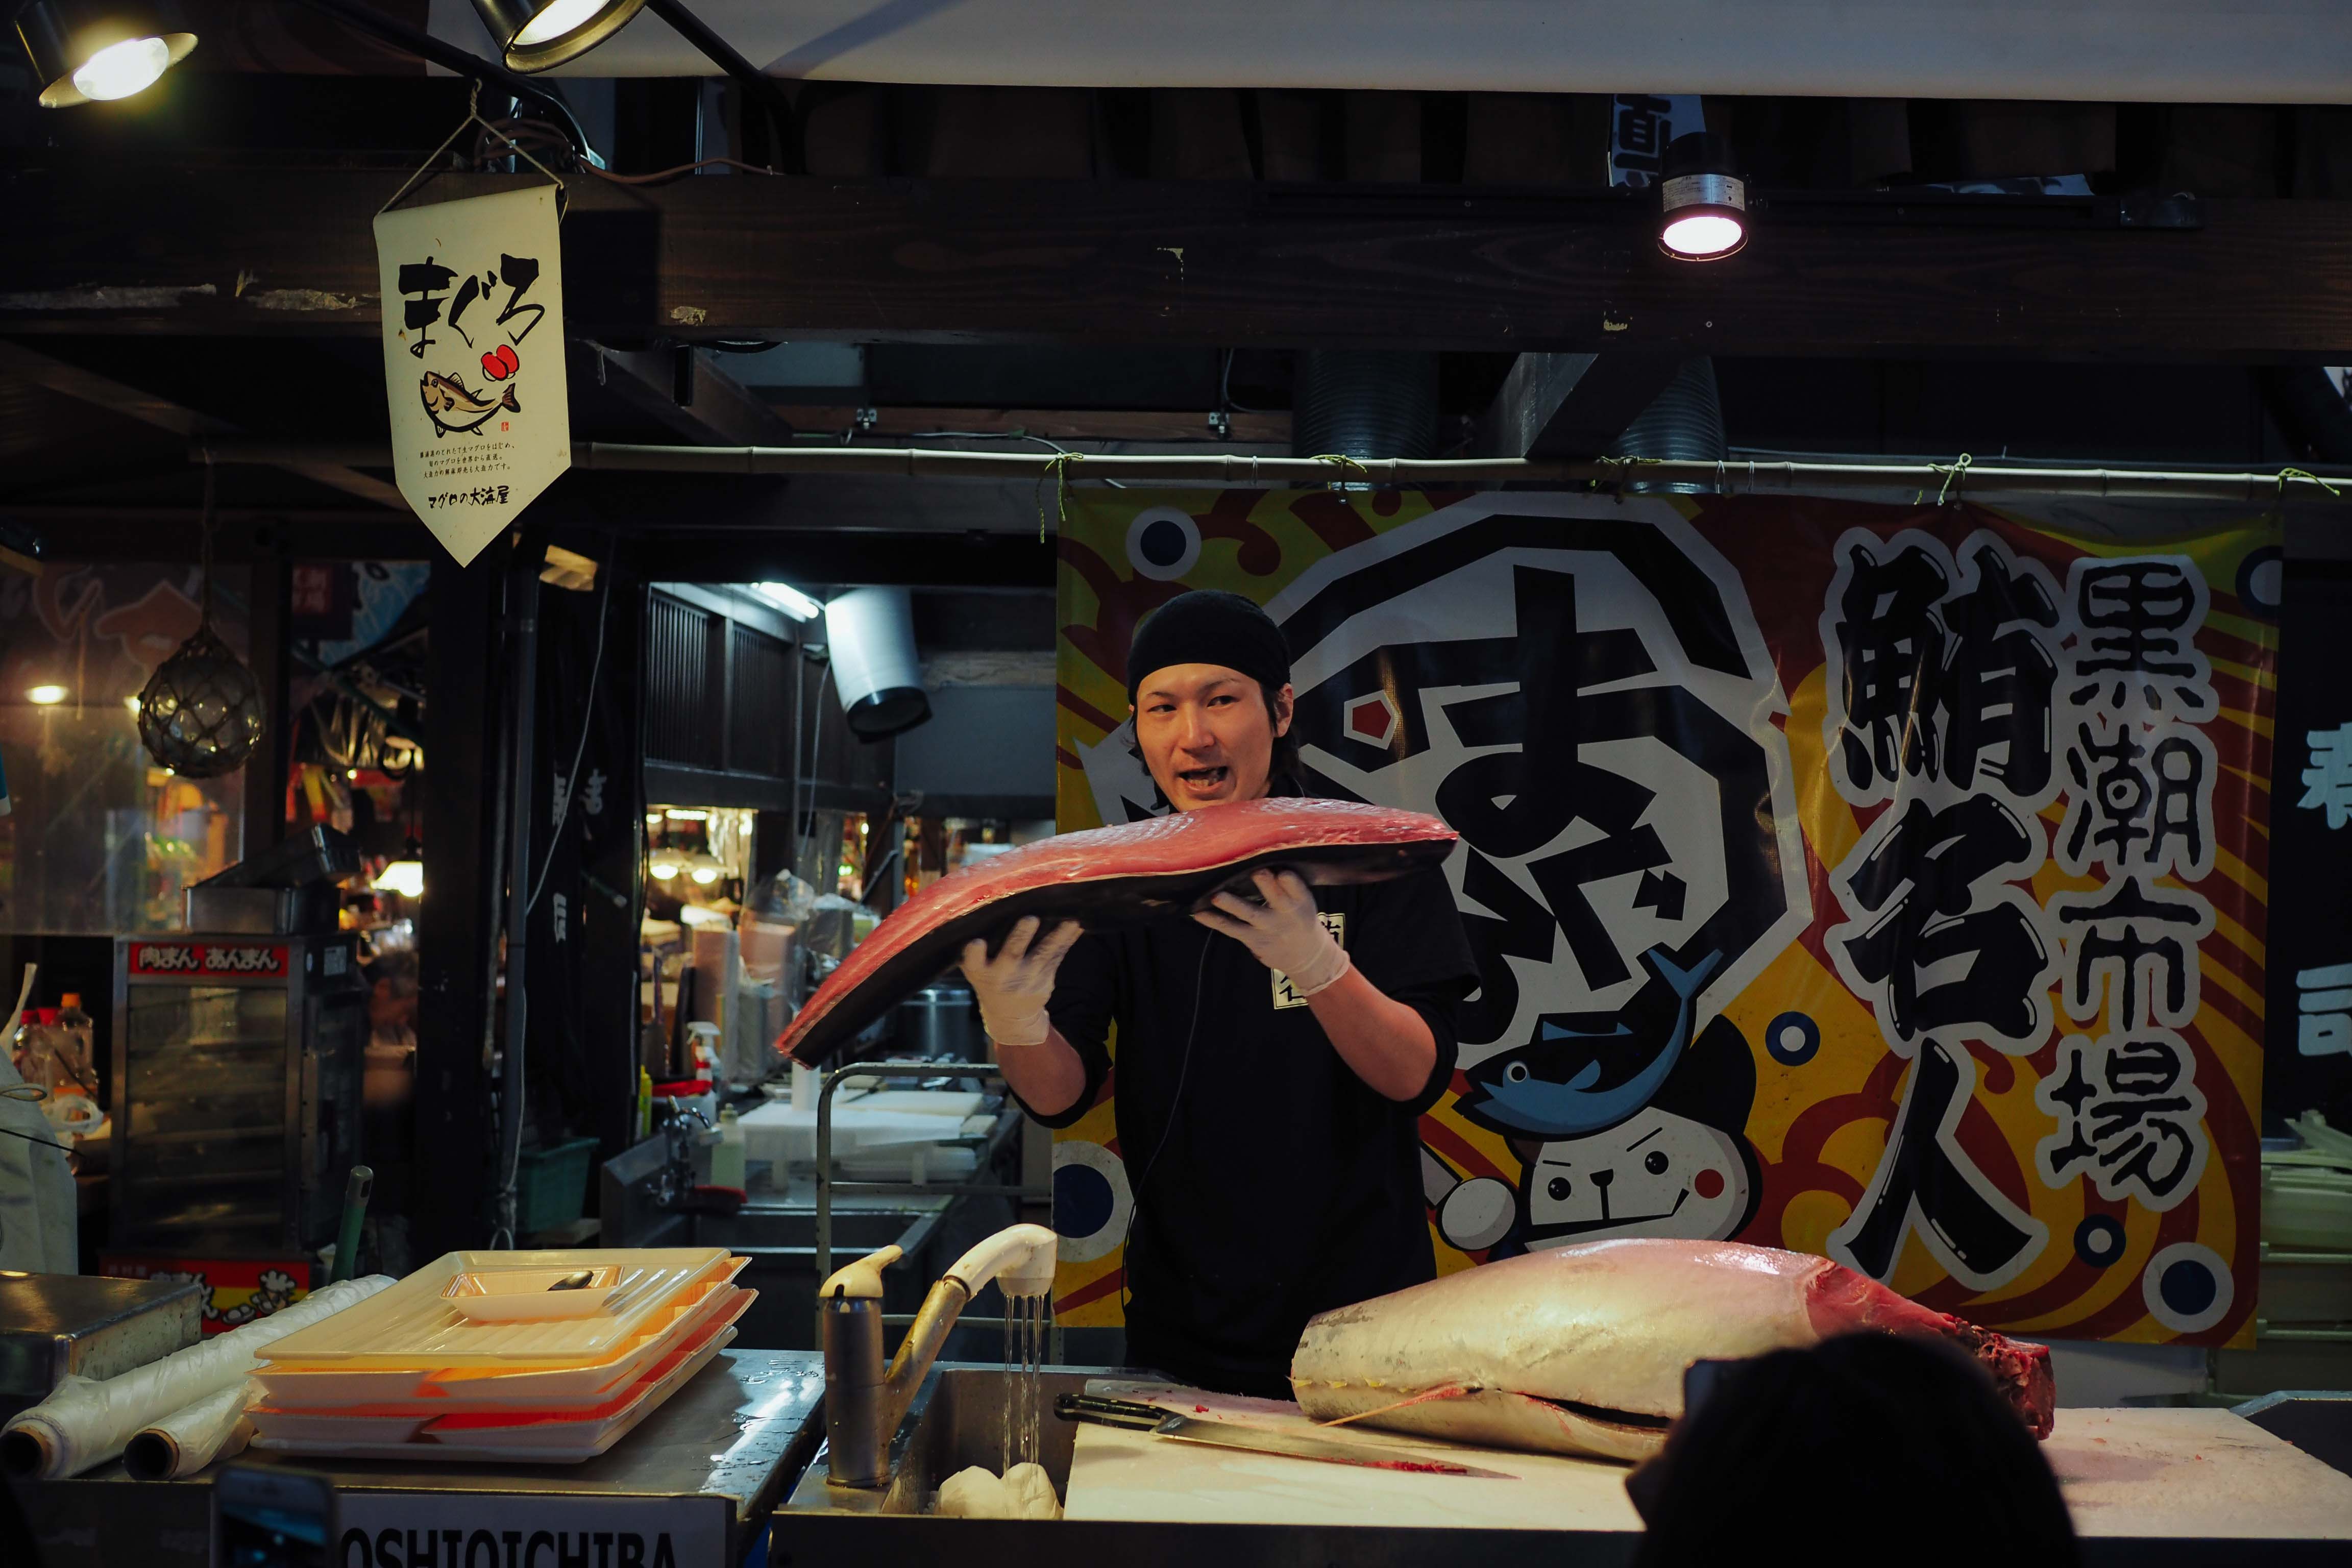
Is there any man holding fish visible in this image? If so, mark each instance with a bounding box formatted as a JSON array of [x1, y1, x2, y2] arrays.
[[969, 590, 1478, 1397]]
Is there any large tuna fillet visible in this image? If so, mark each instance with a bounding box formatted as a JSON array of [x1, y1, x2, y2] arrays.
[[1290, 1238, 2053, 1461], [777, 798, 1457, 1064]]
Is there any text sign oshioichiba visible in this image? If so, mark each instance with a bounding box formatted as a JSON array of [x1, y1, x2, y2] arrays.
[[374, 185, 571, 564], [1051, 491, 2278, 1348]]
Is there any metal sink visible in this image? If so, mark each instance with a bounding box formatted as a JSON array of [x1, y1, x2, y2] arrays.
[[784, 1365, 1094, 1516]]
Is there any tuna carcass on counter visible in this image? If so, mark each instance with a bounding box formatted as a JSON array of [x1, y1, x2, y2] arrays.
[[776, 798, 1457, 1064], [1290, 1238, 2053, 1462]]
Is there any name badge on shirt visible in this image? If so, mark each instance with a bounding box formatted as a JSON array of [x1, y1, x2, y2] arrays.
[[1272, 912, 1346, 1009]]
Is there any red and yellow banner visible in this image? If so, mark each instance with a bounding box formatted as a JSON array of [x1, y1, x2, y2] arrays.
[[1052, 490, 2277, 1346]]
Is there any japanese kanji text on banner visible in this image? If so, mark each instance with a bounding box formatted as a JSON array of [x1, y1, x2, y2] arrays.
[[373, 186, 570, 564], [1051, 491, 2278, 1347]]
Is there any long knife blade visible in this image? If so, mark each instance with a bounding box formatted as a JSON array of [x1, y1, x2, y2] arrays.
[[1145, 1414, 1515, 1479]]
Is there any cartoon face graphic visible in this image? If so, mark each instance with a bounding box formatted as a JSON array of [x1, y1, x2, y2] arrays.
[[1519, 1106, 1753, 1248], [1432, 1007, 1766, 1256]]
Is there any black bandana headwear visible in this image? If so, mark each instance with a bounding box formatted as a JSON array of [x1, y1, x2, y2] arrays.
[[1124, 590, 1293, 703]]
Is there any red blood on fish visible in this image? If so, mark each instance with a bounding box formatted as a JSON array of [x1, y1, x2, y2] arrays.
[[776, 798, 1457, 1064], [1801, 1256, 2055, 1439]]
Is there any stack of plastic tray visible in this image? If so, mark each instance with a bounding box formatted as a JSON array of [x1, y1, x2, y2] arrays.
[[247, 1249, 755, 1462]]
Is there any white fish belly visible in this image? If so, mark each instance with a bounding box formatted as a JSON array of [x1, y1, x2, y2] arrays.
[[1290, 1240, 1833, 1460]]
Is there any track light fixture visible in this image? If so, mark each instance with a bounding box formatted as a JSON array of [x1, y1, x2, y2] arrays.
[[467, 0, 648, 72], [14, 0, 195, 108], [1657, 132, 1748, 261]]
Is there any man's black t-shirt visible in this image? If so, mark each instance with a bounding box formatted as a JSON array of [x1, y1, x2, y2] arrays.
[[1016, 863, 1477, 1396]]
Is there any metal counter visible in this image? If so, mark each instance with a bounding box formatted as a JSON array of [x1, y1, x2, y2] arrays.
[[12, 1351, 825, 1568]]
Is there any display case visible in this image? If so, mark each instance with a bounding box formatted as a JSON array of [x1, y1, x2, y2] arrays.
[[109, 932, 366, 1252]]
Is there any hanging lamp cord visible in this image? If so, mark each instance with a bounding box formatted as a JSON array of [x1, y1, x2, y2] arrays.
[[198, 445, 217, 629]]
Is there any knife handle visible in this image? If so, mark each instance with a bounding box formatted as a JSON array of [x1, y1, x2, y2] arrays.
[[1054, 1393, 1169, 1431]]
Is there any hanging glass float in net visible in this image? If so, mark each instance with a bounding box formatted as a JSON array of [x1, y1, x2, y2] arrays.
[[138, 624, 264, 777], [137, 457, 265, 778]]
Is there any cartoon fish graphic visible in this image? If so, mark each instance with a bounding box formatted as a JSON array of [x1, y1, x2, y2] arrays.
[[419, 370, 520, 437], [1457, 946, 1725, 1138]]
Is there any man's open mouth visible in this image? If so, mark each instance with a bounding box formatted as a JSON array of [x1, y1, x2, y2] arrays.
[[1177, 766, 1231, 790]]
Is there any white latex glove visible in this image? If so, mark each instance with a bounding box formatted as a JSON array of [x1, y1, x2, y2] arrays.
[[1192, 869, 1350, 997], [961, 916, 1084, 1048]]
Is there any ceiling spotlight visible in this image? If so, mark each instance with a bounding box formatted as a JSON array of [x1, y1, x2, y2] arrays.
[[750, 582, 823, 621], [26, 684, 67, 705], [690, 866, 720, 886], [468, 0, 648, 72], [1657, 132, 1748, 261], [15, 0, 197, 108], [650, 859, 680, 881]]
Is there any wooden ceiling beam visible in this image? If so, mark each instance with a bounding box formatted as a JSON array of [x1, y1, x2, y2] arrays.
[[575, 340, 798, 448], [0, 339, 403, 508], [4, 168, 2350, 360]]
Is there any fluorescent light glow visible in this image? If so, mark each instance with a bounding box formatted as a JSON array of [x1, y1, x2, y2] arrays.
[[513, 0, 607, 45], [650, 860, 680, 880], [26, 685, 67, 706], [1660, 212, 1745, 259], [664, 808, 709, 821], [750, 582, 822, 620], [376, 860, 426, 898], [690, 866, 720, 886], [72, 35, 170, 102], [678, 903, 730, 927]]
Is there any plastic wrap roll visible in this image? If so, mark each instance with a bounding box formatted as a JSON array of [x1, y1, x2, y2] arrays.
[[0, 1275, 395, 1479], [123, 1377, 260, 1480]]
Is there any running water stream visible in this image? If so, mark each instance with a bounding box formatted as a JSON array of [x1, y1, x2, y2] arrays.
[[1000, 1290, 1049, 1473]]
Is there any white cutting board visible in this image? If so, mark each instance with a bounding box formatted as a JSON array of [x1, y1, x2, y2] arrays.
[[2048, 1408, 2352, 1539], [1064, 1384, 2352, 1538], [1062, 1383, 1641, 1532]]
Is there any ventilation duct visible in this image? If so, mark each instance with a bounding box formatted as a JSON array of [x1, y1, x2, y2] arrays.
[[1291, 350, 1439, 462], [1614, 357, 1727, 493], [824, 586, 931, 740]]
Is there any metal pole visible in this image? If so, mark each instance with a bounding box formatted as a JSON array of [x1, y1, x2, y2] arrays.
[[194, 438, 2352, 504], [643, 0, 804, 174], [494, 557, 541, 1245], [814, 1061, 839, 1331]]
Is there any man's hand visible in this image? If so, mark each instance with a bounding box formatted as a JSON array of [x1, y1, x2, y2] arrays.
[[961, 916, 1084, 1047], [1192, 869, 1350, 997]]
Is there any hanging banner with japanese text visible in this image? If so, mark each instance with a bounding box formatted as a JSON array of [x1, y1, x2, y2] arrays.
[[1052, 491, 2279, 1346], [374, 185, 570, 564]]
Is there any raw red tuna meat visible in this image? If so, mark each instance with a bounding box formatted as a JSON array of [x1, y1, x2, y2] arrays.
[[1292, 1238, 2054, 1461], [777, 798, 1457, 1064]]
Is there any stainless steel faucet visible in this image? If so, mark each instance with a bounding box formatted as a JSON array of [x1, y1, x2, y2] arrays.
[[657, 1107, 711, 1209], [819, 1223, 1058, 1487]]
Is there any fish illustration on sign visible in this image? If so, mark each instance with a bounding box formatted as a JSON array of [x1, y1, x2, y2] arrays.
[[1457, 947, 1723, 1139], [419, 370, 520, 437]]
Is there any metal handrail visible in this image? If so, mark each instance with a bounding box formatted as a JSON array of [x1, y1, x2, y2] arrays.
[[813, 1060, 1056, 1352]]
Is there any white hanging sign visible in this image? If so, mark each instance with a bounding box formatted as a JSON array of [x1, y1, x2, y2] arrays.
[[374, 185, 571, 565]]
